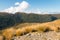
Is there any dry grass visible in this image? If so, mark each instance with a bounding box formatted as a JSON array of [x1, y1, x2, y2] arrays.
[[0, 35, 3, 40], [2, 28, 16, 40], [1, 19, 60, 40]]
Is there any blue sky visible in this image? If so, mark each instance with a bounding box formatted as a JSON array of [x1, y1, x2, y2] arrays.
[[0, 0, 60, 13]]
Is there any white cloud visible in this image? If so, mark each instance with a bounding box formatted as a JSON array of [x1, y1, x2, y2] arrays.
[[25, 8, 42, 14], [0, 1, 49, 14], [33, 8, 41, 14], [15, 1, 29, 12], [0, 1, 29, 13], [15, 2, 20, 5]]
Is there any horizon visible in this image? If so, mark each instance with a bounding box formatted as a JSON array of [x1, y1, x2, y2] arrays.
[[0, 0, 60, 14]]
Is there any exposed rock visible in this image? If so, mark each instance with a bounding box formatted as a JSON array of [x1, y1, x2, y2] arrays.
[[13, 31, 60, 40]]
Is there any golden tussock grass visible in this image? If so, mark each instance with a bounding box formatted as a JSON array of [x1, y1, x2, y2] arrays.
[[2, 19, 60, 40], [2, 28, 16, 40]]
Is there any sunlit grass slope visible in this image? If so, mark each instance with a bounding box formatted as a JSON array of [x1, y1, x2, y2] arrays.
[[1, 19, 60, 40]]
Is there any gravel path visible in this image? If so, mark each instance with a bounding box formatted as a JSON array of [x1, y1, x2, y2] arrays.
[[13, 31, 60, 40]]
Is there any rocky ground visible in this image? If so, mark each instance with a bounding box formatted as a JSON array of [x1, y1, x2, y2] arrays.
[[12, 31, 60, 40]]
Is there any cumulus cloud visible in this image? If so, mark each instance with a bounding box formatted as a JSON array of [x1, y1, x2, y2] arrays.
[[0, 1, 29, 13], [0, 1, 48, 14]]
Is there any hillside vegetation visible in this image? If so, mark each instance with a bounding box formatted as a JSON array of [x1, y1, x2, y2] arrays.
[[0, 12, 60, 30]]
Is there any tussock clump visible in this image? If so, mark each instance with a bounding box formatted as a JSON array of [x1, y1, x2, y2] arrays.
[[2, 28, 16, 40], [47, 26, 58, 31], [16, 28, 26, 36], [36, 26, 48, 32]]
